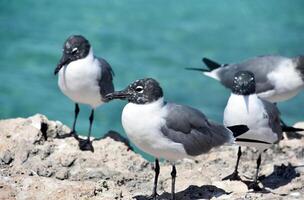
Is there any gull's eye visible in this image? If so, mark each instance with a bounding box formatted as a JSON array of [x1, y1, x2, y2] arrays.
[[71, 47, 78, 54], [135, 86, 143, 93]]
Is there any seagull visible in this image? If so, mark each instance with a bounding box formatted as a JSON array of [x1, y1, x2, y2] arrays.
[[187, 55, 304, 102], [54, 35, 114, 152], [105, 78, 250, 200], [223, 71, 283, 190], [186, 55, 304, 133]]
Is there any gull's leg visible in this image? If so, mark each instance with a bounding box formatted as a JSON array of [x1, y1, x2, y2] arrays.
[[150, 159, 160, 200], [171, 165, 177, 200], [71, 103, 80, 136], [222, 146, 242, 181], [78, 109, 94, 152], [88, 109, 94, 140], [249, 153, 263, 191]]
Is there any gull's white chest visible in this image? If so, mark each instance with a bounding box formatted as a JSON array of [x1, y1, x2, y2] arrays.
[[121, 99, 188, 161], [58, 53, 103, 108], [224, 94, 267, 128], [224, 94, 278, 149], [122, 100, 166, 147]]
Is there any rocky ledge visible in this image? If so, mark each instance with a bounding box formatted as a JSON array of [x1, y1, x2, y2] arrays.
[[0, 114, 303, 200]]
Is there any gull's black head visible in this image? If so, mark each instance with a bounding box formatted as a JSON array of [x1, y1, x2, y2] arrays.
[[232, 71, 256, 95], [105, 78, 164, 104], [54, 35, 91, 75]]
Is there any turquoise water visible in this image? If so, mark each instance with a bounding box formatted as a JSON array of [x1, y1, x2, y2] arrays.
[[1, 1, 304, 145]]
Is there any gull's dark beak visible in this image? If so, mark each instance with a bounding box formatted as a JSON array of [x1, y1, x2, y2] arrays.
[[104, 89, 131, 102], [54, 55, 70, 75]]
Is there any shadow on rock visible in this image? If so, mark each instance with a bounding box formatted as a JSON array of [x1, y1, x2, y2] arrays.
[[53, 126, 133, 152], [259, 163, 300, 189], [133, 185, 229, 200], [99, 130, 134, 151]]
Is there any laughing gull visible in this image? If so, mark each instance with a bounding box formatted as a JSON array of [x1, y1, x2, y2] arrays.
[[105, 78, 249, 200], [187, 55, 304, 133], [223, 71, 283, 190], [187, 55, 304, 102], [54, 35, 114, 152]]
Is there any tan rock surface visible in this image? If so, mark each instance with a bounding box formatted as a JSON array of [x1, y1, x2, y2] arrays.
[[0, 114, 303, 200]]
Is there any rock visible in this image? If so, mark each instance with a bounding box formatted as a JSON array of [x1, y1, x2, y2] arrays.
[[213, 180, 248, 193], [36, 164, 54, 177], [59, 155, 76, 167], [0, 114, 304, 199], [55, 168, 69, 180], [0, 150, 14, 165], [0, 181, 16, 200]]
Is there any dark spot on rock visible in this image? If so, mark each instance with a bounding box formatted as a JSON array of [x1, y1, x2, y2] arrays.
[[41, 122, 48, 141], [102, 181, 109, 191]]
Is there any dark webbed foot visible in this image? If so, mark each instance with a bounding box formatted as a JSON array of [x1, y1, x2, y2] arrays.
[[77, 138, 94, 152], [222, 171, 242, 181], [148, 193, 159, 200], [248, 182, 263, 191], [247, 182, 270, 193]]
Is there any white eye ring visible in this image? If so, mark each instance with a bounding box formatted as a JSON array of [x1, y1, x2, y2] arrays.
[[135, 86, 144, 93], [72, 47, 78, 53]]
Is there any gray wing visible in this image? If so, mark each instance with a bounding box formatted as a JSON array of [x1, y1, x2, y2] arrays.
[[218, 55, 290, 93], [161, 103, 232, 156], [262, 100, 283, 142], [97, 57, 115, 98]]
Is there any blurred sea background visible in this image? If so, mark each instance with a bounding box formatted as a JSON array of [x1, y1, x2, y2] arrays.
[[1, 0, 304, 156]]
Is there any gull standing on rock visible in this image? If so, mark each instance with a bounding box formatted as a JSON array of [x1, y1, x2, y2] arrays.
[[54, 35, 114, 152], [105, 78, 249, 200], [223, 71, 283, 190], [187, 55, 304, 132]]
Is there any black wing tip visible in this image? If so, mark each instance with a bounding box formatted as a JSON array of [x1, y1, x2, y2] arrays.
[[185, 67, 210, 72], [201, 57, 221, 70], [281, 125, 304, 132], [202, 57, 210, 63], [227, 125, 249, 138]]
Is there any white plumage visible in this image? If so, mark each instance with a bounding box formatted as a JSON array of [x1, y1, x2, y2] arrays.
[[224, 93, 279, 151], [58, 48, 104, 108], [121, 98, 189, 161], [259, 60, 304, 102]]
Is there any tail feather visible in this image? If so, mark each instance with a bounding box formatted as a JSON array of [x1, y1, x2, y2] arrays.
[[202, 57, 222, 70], [281, 125, 304, 132], [185, 67, 210, 72], [227, 125, 249, 138]]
